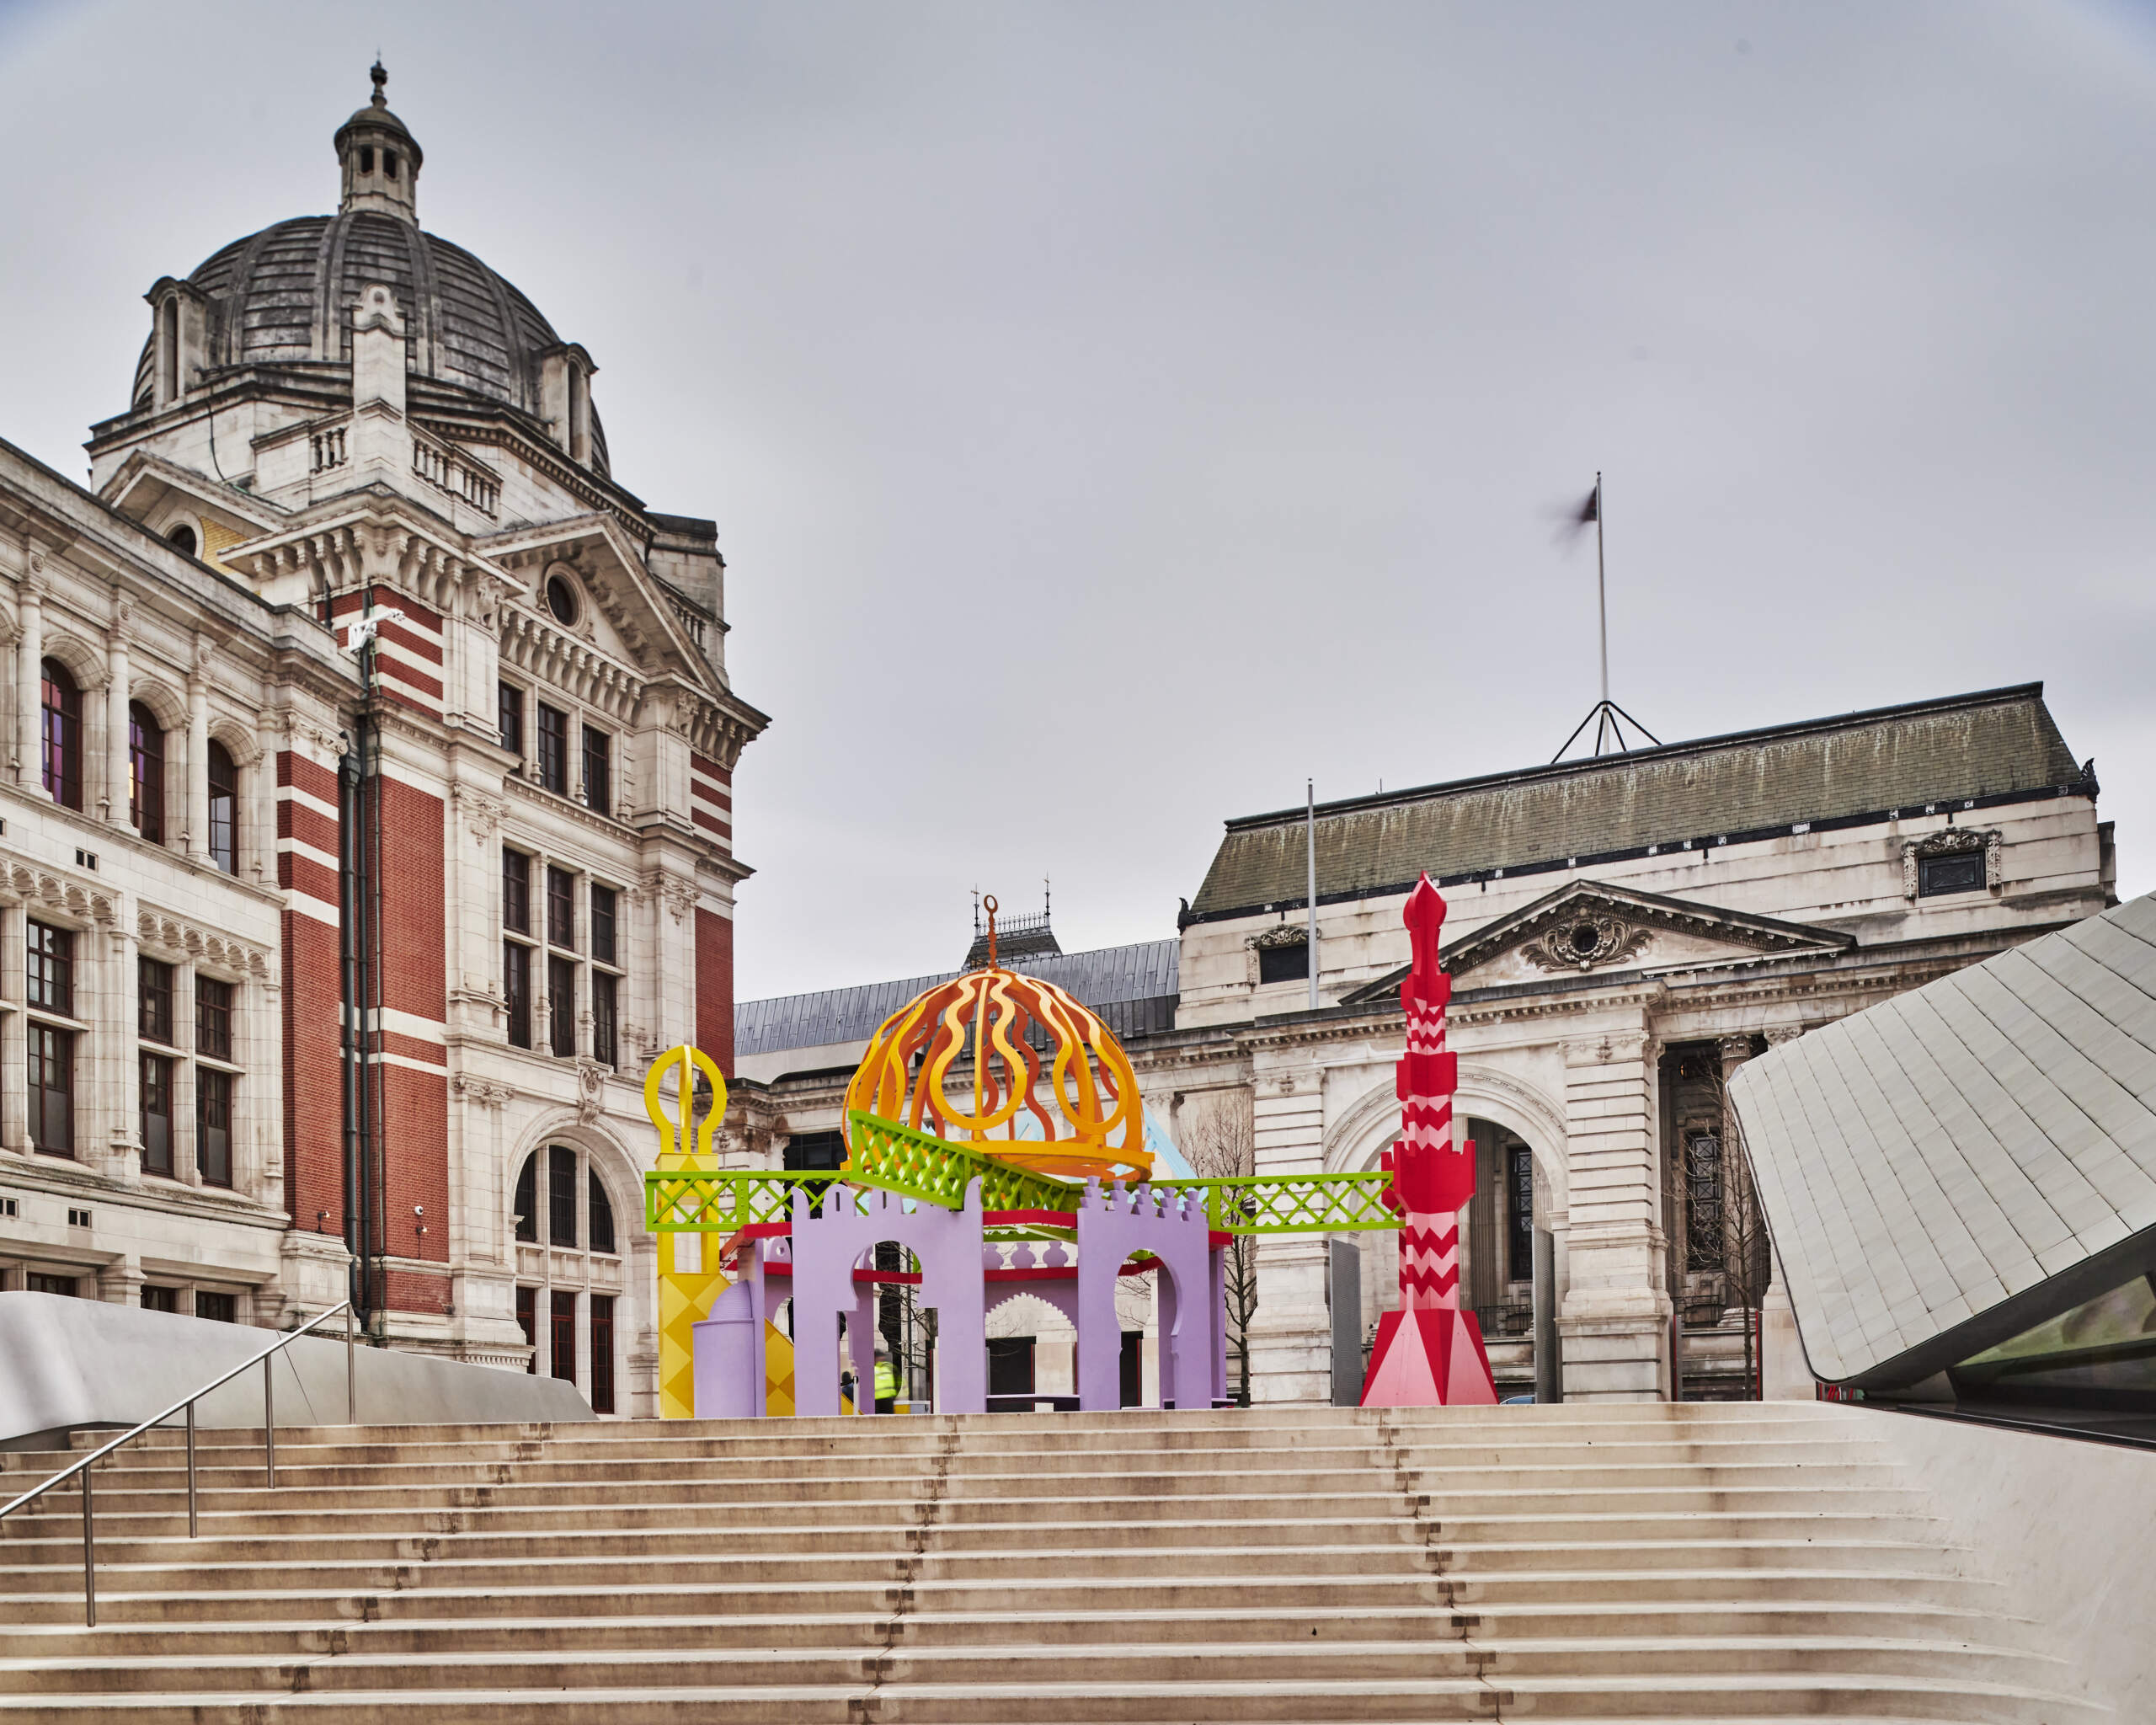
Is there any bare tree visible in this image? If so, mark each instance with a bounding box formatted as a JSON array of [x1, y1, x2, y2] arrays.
[[1179, 1096, 1257, 1406]]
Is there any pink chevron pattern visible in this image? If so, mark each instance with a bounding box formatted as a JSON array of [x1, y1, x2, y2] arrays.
[[1361, 873, 1499, 1408]]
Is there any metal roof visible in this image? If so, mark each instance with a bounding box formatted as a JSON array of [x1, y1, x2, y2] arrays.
[[1190, 685, 2085, 918], [735, 939, 1180, 1060], [1730, 891, 2156, 1387]]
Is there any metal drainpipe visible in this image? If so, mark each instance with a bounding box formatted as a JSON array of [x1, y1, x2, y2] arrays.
[[339, 734, 366, 1327], [362, 588, 389, 1334]]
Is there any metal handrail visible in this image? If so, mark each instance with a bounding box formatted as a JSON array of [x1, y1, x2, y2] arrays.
[[0, 1299, 356, 1626]]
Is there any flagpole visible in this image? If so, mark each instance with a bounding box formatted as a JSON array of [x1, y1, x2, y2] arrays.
[[1306, 778, 1319, 1012], [1595, 471, 1609, 751]]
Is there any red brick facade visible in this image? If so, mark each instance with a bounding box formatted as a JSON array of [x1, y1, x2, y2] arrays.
[[696, 906, 734, 1075]]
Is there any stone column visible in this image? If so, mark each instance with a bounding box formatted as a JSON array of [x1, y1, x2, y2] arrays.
[[1245, 1063, 1331, 1404], [16, 567, 44, 790], [97, 1257, 144, 1306], [1556, 1025, 1671, 1401], [0, 905, 22, 1153], [104, 596, 132, 827], [184, 644, 209, 859], [102, 920, 136, 1181]]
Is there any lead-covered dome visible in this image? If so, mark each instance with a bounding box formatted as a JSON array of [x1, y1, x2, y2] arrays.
[[128, 64, 608, 474]]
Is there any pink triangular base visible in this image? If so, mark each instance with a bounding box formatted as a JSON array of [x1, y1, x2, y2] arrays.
[[1359, 1308, 1500, 1407]]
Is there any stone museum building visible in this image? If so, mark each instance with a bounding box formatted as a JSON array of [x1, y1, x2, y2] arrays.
[[733, 683, 2116, 1403], [0, 71, 766, 1415]]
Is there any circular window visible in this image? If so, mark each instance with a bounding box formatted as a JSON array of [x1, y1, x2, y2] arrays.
[[545, 574, 579, 625], [167, 523, 198, 557], [1568, 923, 1601, 959]]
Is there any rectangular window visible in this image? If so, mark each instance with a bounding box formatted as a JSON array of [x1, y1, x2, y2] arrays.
[[1257, 941, 1309, 985], [502, 847, 531, 933], [206, 744, 237, 874], [129, 704, 165, 843], [589, 1169, 616, 1256], [497, 681, 525, 760], [1685, 1130, 1725, 1274], [548, 954, 576, 1058], [196, 978, 233, 1062], [141, 1052, 174, 1177], [141, 1285, 179, 1314], [197, 1068, 232, 1188], [549, 1144, 578, 1247], [536, 704, 568, 796], [195, 1290, 237, 1323], [1507, 1142, 1534, 1284], [592, 971, 617, 1068], [28, 1024, 72, 1157], [41, 662, 82, 811], [784, 1130, 848, 1172], [550, 1290, 577, 1383], [987, 1336, 1036, 1400], [27, 921, 73, 1017], [504, 943, 531, 1049], [547, 867, 574, 950], [581, 726, 611, 816], [140, 957, 174, 1044], [515, 1285, 536, 1373], [590, 884, 617, 967], [590, 1294, 616, 1414], [1919, 848, 1987, 897], [27, 1273, 77, 1297]]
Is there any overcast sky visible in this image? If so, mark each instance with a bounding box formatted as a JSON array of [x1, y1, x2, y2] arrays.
[[2, 2, 2152, 999]]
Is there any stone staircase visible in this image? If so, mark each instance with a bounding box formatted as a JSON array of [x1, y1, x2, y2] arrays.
[[0, 1401, 2105, 1722]]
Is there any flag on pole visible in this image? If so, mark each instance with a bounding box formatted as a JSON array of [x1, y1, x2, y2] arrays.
[[1574, 480, 1599, 526]]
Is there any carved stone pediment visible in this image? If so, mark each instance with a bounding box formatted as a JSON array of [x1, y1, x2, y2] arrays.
[[1339, 880, 1854, 1004]]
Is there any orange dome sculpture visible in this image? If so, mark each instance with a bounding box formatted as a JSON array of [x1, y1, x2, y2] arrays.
[[842, 898, 1150, 1184]]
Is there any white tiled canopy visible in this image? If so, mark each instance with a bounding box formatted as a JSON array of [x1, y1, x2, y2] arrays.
[[1731, 893, 2156, 1382]]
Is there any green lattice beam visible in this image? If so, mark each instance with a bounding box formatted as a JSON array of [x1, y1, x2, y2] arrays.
[[843, 1111, 1083, 1213], [646, 1121, 1400, 1235], [1146, 1174, 1401, 1235]]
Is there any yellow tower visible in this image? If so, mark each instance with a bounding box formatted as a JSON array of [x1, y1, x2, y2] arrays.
[[647, 1044, 728, 1420]]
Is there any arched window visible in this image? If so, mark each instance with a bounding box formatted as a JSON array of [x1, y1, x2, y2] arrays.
[[513, 1152, 537, 1242], [40, 659, 81, 811], [589, 1170, 616, 1256], [158, 298, 179, 403], [549, 1145, 577, 1247], [128, 701, 164, 843], [205, 741, 237, 873]]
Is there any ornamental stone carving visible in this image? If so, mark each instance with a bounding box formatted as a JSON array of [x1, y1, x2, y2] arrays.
[[575, 1060, 608, 1124], [135, 908, 270, 977], [1523, 912, 1654, 974], [451, 1074, 514, 1108], [452, 784, 504, 841], [11, 865, 115, 927], [1901, 827, 2003, 898]]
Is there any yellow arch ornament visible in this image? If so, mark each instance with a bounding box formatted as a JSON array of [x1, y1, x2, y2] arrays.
[[647, 1044, 815, 1419], [648, 1044, 728, 1419]]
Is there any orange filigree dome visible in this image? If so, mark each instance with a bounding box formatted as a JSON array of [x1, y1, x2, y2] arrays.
[[842, 907, 1149, 1183]]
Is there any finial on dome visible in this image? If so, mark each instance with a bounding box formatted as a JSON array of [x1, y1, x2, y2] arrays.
[[334, 61, 423, 221]]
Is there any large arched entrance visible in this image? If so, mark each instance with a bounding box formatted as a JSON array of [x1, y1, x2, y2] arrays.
[[509, 1130, 636, 1414], [1323, 1068, 1566, 1400]]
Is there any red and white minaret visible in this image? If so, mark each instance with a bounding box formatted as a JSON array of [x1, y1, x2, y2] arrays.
[[1359, 873, 1499, 1407]]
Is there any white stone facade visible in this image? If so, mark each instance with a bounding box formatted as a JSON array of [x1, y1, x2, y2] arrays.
[[0, 71, 766, 1418]]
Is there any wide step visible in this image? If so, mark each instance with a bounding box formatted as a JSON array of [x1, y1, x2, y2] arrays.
[[0, 1404, 2102, 1722]]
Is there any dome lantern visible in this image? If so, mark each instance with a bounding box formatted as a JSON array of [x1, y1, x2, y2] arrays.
[[334, 61, 423, 222]]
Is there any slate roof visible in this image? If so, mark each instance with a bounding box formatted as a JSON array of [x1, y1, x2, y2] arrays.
[[1730, 891, 2156, 1388], [131, 214, 611, 473], [1188, 685, 2086, 921], [736, 940, 1181, 1060]]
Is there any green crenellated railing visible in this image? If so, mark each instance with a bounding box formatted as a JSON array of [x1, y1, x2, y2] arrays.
[[644, 1110, 1398, 1236]]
